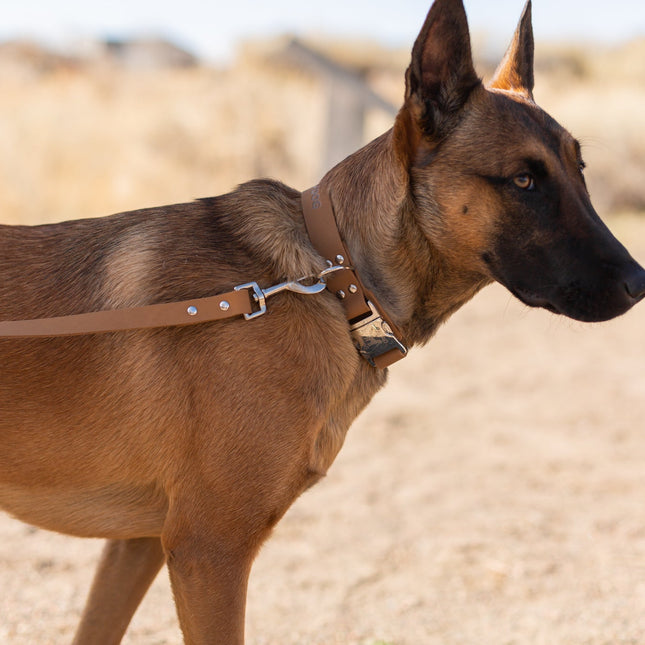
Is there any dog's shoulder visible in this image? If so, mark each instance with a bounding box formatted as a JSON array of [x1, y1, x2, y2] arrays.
[[200, 179, 323, 281], [0, 179, 325, 315]]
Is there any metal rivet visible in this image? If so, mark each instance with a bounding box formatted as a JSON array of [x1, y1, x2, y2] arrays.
[[187, 306, 198, 316], [219, 301, 230, 312], [348, 284, 358, 294], [337, 290, 346, 300], [326, 259, 334, 268], [335, 254, 345, 265]]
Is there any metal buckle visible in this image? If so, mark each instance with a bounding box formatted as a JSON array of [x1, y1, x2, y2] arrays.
[[350, 300, 408, 367], [234, 282, 267, 320], [235, 276, 328, 321]]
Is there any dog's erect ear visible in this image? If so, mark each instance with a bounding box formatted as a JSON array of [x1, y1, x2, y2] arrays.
[[488, 1, 534, 98], [403, 0, 480, 141]]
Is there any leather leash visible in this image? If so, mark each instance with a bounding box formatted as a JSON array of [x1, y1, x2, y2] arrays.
[[0, 287, 256, 337], [0, 187, 407, 368]]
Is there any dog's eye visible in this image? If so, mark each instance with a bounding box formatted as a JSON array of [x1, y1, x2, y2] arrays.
[[578, 161, 586, 175], [514, 174, 535, 191]]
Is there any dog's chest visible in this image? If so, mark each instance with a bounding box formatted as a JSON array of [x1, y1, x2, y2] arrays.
[[308, 364, 387, 477]]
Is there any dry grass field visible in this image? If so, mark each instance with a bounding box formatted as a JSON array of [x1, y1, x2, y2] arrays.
[[1, 36, 645, 644], [0, 37, 643, 224]]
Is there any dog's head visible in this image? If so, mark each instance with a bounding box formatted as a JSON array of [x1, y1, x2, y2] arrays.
[[395, 0, 645, 322]]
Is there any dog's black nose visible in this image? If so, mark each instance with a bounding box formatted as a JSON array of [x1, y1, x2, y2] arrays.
[[624, 263, 645, 302]]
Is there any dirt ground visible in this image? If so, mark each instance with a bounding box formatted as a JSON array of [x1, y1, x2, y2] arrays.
[[1, 216, 645, 645]]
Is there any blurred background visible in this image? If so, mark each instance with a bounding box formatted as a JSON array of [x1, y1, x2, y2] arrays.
[[1, 2, 645, 645], [0, 0, 644, 224]]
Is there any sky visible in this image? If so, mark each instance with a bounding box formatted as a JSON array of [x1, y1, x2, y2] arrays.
[[1, 1, 644, 63]]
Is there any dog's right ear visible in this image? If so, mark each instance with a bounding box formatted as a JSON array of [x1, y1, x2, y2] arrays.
[[488, 0, 534, 98], [397, 0, 480, 159]]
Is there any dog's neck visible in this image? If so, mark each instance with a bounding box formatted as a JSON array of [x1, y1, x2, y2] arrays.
[[320, 129, 489, 348]]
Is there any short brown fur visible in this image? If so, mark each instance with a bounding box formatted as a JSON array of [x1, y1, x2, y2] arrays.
[[1, 1, 644, 643]]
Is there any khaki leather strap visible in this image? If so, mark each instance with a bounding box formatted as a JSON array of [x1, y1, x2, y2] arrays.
[[0, 288, 254, 338], [301, 186, 406, 369], [301, 185, 371, 322]]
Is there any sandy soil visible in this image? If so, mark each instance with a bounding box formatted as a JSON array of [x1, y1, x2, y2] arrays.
[[1, 218, 645, 645]]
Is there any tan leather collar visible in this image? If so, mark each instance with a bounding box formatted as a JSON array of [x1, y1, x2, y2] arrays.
[[301, 186, 407, 369], [0, 188, 407, 368]]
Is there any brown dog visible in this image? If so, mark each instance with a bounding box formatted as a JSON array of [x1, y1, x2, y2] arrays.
[[1, 1, 645, 643]]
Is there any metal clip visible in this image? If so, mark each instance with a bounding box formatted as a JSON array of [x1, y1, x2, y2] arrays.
[[234, 265, 353, 321], [235, 275, 327, 321], [350, 300, 408, 367]]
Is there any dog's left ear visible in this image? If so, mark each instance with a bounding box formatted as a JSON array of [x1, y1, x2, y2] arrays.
[[488, 0, 534, 98]]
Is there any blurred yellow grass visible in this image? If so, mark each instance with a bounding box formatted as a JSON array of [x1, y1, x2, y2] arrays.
[[0, 38, 643, 226], [0, 62, 325, 225]]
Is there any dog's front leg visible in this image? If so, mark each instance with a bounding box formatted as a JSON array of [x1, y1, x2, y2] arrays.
[[163, 516, 259, 645], [72, 537, 166, 645]]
